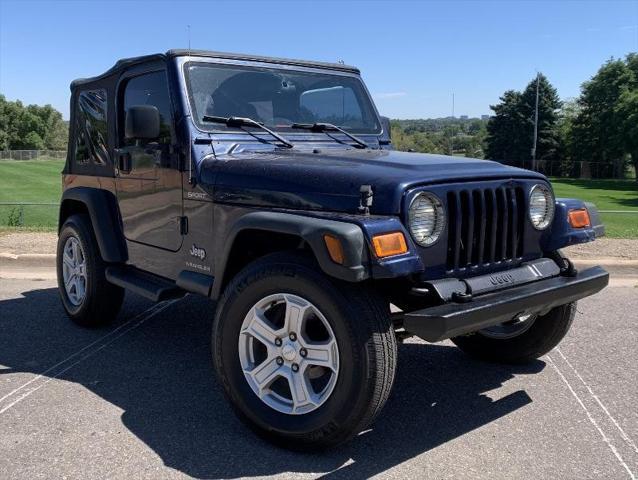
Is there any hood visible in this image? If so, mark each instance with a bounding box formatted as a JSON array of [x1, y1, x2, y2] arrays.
[[199, 148, 546, 215]]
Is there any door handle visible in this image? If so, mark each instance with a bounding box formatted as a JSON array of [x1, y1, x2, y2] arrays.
[[115, 149, 132, 174]]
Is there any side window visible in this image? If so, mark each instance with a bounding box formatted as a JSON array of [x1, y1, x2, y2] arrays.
[[75, 89, 109, 165], [121, 71, 172, 146], [299, 86, 363, 127]]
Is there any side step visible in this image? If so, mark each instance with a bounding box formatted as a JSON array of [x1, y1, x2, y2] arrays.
[[105, 266, 186, 302]]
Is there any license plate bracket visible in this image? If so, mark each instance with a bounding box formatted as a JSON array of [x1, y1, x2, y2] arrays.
[[463, 258, 560, 296]]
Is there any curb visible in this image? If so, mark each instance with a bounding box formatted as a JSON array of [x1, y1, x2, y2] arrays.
[[2, 252, 637, 276], [573, 258, 638, 275], [572, 258, 638, 266], [1, 253, 56, 267]]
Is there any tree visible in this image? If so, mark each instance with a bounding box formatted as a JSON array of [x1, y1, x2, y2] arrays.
[[22, 131, 45, 149], [571, 56, 634, 178], [0, 95, 23, 150], [484, 90, 527, 161], [391, 117, 489, 157], [391, 121, 440, 153], [484, 74, 561, 165], [0, 94, 68, 150], [615, 53, 638, 179], [520, 74, 562, 162], [615, 88, 638, 177], [555, 99, 580, 176]]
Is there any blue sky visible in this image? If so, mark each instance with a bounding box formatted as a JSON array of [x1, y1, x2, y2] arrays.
[[1, 0, 636, 119]]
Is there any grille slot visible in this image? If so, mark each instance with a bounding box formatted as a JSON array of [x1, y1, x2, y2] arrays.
[[446, 186, 525, 271]]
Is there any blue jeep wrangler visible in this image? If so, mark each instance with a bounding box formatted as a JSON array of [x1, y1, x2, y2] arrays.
[[57, 50, 608, 450]]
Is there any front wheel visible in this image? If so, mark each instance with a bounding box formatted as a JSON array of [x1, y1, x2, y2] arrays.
[[451, 303, 576, 364], [212, 252, 397, 450]]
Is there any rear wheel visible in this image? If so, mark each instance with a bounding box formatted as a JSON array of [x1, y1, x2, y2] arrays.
[[212, 252, 397, 450], [57, 214, 124, 327], [451, 303, 576, 364]]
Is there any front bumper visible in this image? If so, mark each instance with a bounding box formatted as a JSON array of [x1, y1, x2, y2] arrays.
[[402, 265, 609, 342]]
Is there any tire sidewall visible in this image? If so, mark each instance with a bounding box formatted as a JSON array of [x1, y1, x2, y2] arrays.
[[214, 262, 373, 438]]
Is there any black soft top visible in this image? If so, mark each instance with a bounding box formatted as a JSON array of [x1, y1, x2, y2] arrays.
[[70, 49, 360, 88]]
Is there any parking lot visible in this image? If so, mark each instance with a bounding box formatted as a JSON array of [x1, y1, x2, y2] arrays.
[[0, 276, 636, 479]]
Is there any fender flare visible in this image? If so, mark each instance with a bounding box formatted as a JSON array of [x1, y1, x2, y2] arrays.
[[59, 187, 128, 263], [542, 198, 604, 252], [212, 211, 369, 298]]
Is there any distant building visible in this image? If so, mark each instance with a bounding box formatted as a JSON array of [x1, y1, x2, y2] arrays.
[[481, 115, 490, 121], [460, 115, 468, 120]]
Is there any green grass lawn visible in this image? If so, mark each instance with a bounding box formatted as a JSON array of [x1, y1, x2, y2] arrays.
[[0, 159, 64, 229], [551, 178, 638, 238]]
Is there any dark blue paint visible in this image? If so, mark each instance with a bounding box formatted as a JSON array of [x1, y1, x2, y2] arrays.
[[542, 198, 602, 252], [170, 54, 604, 282], [198, 148, 546, 216]]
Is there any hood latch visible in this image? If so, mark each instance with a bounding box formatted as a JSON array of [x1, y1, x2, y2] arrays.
[[358, 185, 373, 215]]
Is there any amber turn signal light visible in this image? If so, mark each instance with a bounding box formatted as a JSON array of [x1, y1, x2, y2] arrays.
[[323, 234, 345, 264], [372, 232, 408, 258], [568, 208, 591, 228]]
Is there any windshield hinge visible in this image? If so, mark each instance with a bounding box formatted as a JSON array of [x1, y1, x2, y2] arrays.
[[358, 185, 373, 215]]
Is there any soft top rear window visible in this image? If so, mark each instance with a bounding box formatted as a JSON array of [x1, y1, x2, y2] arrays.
[[74, 89, 109, 166]]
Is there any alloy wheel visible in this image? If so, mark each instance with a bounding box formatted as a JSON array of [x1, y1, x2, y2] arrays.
[[62, 236, 87, 306], [238, 293, 339, 415]]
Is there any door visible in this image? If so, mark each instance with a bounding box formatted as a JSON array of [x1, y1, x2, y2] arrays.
[[115, 70, 183, 251]]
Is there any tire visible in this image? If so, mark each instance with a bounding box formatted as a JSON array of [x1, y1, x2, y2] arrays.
[[212, 251, 397, 450], [57, 214, 125, 327], [451, 302, 576, 364]]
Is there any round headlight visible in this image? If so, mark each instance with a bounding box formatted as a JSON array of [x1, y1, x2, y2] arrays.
[[529, 184, 554, 230], [408, 192, 446, 246]]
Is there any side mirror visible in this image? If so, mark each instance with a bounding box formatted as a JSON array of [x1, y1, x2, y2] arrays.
[[380, 116, 392, 140], [125, 105, 160, 140]]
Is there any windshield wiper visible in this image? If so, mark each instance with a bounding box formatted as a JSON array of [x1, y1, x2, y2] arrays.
[[290, 122, 369, 149], [202, 115, 294, 149]]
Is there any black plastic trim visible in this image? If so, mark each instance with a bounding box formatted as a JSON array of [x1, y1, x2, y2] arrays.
[[176, 270, 214, 297], [212, 211, 368, 299], [60, 187, 127, 263], [168, 49, 359, 73], [585, 201, 605, 237], [71, 49, 359, 88], [105, 265, 185, 302], [402, 266, 609, 342]]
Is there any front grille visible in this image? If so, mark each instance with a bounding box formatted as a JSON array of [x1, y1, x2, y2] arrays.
[[446, 186, 526, 271]]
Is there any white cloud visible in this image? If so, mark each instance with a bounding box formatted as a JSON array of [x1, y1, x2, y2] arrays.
[[374, 92, 407, 100]]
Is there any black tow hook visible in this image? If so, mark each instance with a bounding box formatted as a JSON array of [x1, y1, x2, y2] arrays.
[[548, 251, 578, 277], [452, 291, 473, 303], [561, 257, 578, 277]]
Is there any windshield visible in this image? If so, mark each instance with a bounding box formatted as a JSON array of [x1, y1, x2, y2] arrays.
[[186, 62, 381, 134]]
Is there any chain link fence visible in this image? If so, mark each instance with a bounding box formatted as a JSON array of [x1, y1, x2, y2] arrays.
[[498, 159, 636, 180], [0, 150, 66, 161], [2, 151, 635, 179]]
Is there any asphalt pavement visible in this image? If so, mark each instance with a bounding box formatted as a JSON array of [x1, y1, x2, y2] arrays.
[[0, 276, 637, 479]]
